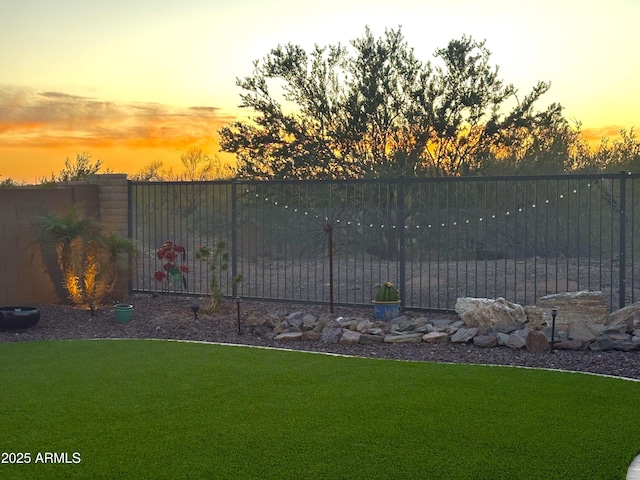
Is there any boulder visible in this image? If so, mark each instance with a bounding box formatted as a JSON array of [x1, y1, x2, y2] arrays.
[[450, 327, 479, 343], [506, 329, 528, 349], [320, 328, 343, 344], [301, 314, 317, 331], [526, 330, 550, 353], [524, 305, 546, 329], [552, 339, 586, 351], [473, 335, 498, 348], [301, 331, 322, 342], [339, 329, 361, 345], [422, 332, 450, 344], [455, 297, 526, 327], [535, 291, 609, 325], [359, 334, 384, 345], [610, 302, 640, 333], [567, 322, 601, 342], [383, 333, 423, 344], [496, 332, 510, 346], [274, 332, 303, 342], [431, 318, 454, 329]]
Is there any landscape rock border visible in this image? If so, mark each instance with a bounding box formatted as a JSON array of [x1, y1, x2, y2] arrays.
[[245, 292, 640, 354]]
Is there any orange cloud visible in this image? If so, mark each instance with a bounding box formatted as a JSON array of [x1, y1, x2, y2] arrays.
[[0, 86, 236, 151], [581, 125, 625, 146], [0, 86, 239, 181]]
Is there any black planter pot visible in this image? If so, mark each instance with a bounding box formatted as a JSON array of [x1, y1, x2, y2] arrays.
[[0, 307, 41, 331]]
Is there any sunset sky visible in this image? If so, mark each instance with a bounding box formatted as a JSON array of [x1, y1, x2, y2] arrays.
[[1, 0, 639, 182]]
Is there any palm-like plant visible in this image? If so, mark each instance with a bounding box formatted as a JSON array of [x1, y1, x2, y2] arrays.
[[34, 206, 138, 306]]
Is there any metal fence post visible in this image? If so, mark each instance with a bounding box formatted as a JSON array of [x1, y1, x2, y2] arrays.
[[619, 171, 629, 309], [398, 178, 406, 307], [231, 181, 239, 299]]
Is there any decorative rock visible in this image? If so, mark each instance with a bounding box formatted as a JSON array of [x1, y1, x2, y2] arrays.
[[589, 337, 615, 352], [473, 335, 498, 348], [415, 324, 436, 334], [363, 327, 386, 336], [339, 319, 359, 331], [320, 328, 343, 344], [535, 291, 609, 325], [393, 316, 412, 330], [253, 325, 275, 338], [274, 332, 303, 342], [524, 305, 546, 329], [301, 331, 322, 342], [506, 329, 528, 349], [455, 297, 526, 327], [422, 332, 450, 344], [604, 324, 628, 334], [359, 334, 384, 345], [552, 339, 586, 351], [431, 319, 454, 329], [543, 326, 568, 342], [302, 314, 317, 331], [606, 333, 638, 351], [610, 302, 640, 333], [588, 334, 637, 352], [450, 327, 479, 343], [496, 332, 510, 346], [496, 324, 520, 334], [568, 321, 601, 342], [357, 319, 375, 332], [384, 333, 423, 343], [339, 329, 361, 345], [244, 313, 266, 327], [526, 330, 550, 353], [286, 311, 305, 328]]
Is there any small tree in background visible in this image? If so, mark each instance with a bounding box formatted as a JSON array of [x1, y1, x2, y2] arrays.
[[43, 152, 106, 184]]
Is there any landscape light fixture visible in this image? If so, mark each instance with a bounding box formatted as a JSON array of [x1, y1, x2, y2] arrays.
[[550, 308, 558, 351], [236, 297, 243, 335], [190, 302, 200, 320]]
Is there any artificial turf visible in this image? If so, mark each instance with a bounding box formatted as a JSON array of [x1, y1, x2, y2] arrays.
[[0, 339, 638, 479]]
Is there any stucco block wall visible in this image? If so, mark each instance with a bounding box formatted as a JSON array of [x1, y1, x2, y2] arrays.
[[0, 175, 129, 306]]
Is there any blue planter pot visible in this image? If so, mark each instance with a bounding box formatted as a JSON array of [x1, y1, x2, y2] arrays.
[[0, 306, 41, 331], [373, 301, 401, 320]]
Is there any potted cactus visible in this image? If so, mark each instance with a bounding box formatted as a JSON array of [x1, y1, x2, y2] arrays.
[[373, 282, 401, 320]]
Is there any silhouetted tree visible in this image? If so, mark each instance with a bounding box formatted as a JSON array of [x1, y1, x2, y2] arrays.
[[45, 152, 105, 183], [220, 27, 567, 178], [131, 148, 232, 181]]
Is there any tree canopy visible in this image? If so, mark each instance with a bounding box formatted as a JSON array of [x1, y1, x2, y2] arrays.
[[220, 27, 571, 179]]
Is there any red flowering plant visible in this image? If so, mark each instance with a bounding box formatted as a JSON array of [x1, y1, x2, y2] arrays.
[[153, 241, 189, 292]]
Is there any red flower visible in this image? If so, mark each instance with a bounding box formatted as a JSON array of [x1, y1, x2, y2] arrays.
[[153, 271, 166, 282], [174, 244, 185, 253], [179, 265, 189, 273], [163, 263, 175, 271]]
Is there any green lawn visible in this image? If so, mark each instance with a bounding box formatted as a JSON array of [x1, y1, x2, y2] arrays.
[[1, 339, 638, 479]]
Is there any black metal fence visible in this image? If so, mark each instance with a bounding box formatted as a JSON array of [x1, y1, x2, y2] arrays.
[[128, 172, 640, 312]]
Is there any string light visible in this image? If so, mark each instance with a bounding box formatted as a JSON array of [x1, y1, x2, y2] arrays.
[[244, 182, 594, 230]]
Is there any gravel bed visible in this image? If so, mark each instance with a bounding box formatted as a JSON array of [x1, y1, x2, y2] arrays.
[[2, 294, 640, 381]]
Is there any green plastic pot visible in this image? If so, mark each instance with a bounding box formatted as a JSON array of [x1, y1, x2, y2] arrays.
[[114, 304, 133, 324]]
